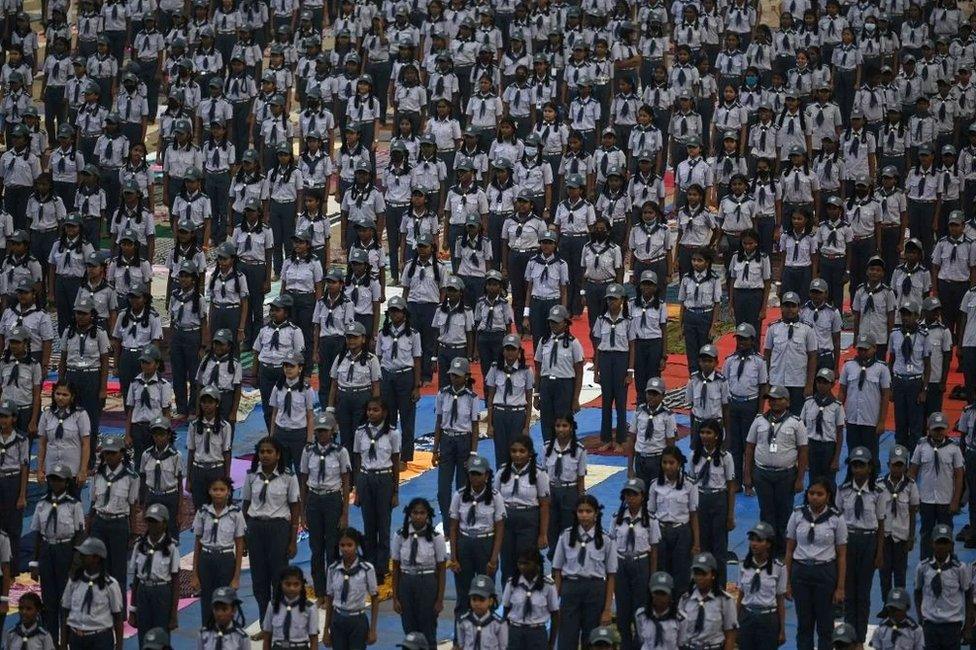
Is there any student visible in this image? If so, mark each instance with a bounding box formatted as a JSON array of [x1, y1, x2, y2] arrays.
[[835, 447, 885, 645], [391, 498, 446, 647], [879, 445, 919, 599], [932, 210, 976, 348], [913, 524, 971, 648], [111, 283, 163, 409], [28, 464, 83, 644], [253, 294, 305, 428], [483, 334, 531, 466], [186, 387, 232, 510], [685, 344, 730, 446], [784, 478, 847, 650], [581, 217, 624, 335], [628, 377, 676, 488], [189, 475, 245, 621], [353, 397, 400, 583], [433, 357, 479, 519], [888, 298, 932, 452], [727, 228, 771, 336], [591, 283, 634, 450], [324, 528, 381, 649], [677, 247, 722, 374], [60, 538, 124, 650], [328, 321, 381, 467], [268, 351, 315, 473], [47, 214, 96, 337], [648, 445, 698, 589], [87, 436, 138, 612], [495, 435, 550, 584], [634, 571, 681, 649], [0, 326, 42, 435], [744, 386, 808, 555], [628, 271, 668, 407], [400, 234, 445, 383], [199, 587, 249, 650], [909, 412, 964, 560], [677, 552, 738, 650], [207, 244, 250, 342], [691, 418, 736, 587], [0, 279, 54, 372], [241, 437, 300, 623], [314, 267, 356, 407], [282, 231, 324, 370], [123, 344, 173, 467], [500, 547, 559, 649], [433, 276, 474, 388], [851, 256, 896, 360], [869, 587, 925, 650], [448, 456, 505, 618], [127, 504, 180, 644], [260, 566, 318, 650], [763, 292, 818, 415], [523, 229, 569, 347], [138, 418, 184, 539], [737, 521, 787, 649], [611, 478, 661, 649], [800, 368, 845, 483], [533, 305, 584, 442], [800, 279, 843, 372], [723, 323, 767, 482], [473, 271, 513, 369], [839, 334, 891, 462], [455, 574, 508, 650], [194, 331, 243, 425], [552, 494, 616, 650], [5, 592, 55, 650], [922, 297, 952, 418], [232, 198, 274, 348]]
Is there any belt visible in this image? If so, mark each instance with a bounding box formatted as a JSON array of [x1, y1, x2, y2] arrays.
[[44, 537, 76, 544], [338, 386, 372, 393], [562, 232, 589, 238], [511, 248, 537, 253], [334, 608, 366, 616], [730, 395, 758, 402], [123, 347, 144, 353], [849, 527, 878, 535], [401, 569, 437, 576], [387, 201, 410, 207], [439, 343, 467, 349], [699, 487, 726, 494], [32, 226, 59, 233], [507, 505, 539, 511], [552, 480, 578, 487], [360, 468, 392, 474], [492, 404, 526, 411], [461, 531, 494, 539], [795, 558, 835, 566], [854, 235, 874, 241], [213, 303, 241, 308], [543, 375, 573, 381], [201, 545, 236, 554], [909, 198, 936, 203], [820, 253, 845, 259], [756, 464, 794, 472], [585, 278, 614, 285], [95, 512, 129, 520], [308, 487, 341, 495], [745, 606, 778, 614], [441, 429, 472, 437], [383, 367, 413, 374], [685, 307, 713, 313], [179, 326, 202, 331], [618, 552, 650, 561], [148, 488, 179, 495], [0, 469, 22, 478], [138, 578, 173, 586], [894, 373, 923, 380], [509, 622, 546, 629], [438, 148, 456, 153], [71, 628, 112, 637], [658, 521, 688, 528], [637, 452, 663, 459]]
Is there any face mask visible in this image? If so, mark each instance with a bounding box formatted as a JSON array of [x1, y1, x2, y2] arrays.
[[745, 75, 758, 85], [524, 146, 538, 156]]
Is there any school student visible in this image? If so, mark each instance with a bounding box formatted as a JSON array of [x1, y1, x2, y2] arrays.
[[879, 445, 919, 599], [186, 387, 232, 510], [913, 524, 971, 649], [723, 323, 768, 483], [433, 276, 474, 388], [374, 296, 421, 467], [922, 297, 953, 418], [677, 552, 738, 650], [869, 587, 925, 650], [448, 455, 505, 618], [455, 574, 508, 650], [691, 418, 737, 587], [268, 351, 315, 473], [87, 436, 138, 613], [784, 478, 847, 650], [851, 256, 897, 360], [400, 234, 445, 384], [5, 593, 55, 650], [727, 228, 771, 336], [500, 547, 559, 649], [628, 377, 676, 487], [60, 538, 124, 650], [523, 229, 570, 347], [111, 284, 163, 414], [800, 279, 843, 372], [889, 298, 932, 452], [495, 435, 550, 584], [611, 478, 661, 650], [552, 494, 617, 650], [28, 464, 83, 644], [127, 504, 180, 644], [533, 305, 584, 442], [328, 321, 381, 467], [353, 397, 401, 583], [800, 368, 845, 483], [648, 445, 699, 589], [677, 247, 722, 375], [909, 412, 964, 560], [839, 334, 892, 464], [138, 418, 184, 540], [199, 587, 249, 650], [391, 498, 446, 647], [241, 437, 301, 623], [189, 475, 245, 622], [737, 521, 787, 650], [685, 344, 730, 446], [432, 357, 479, 520], [744, 386, 809, 555], [629, 271, 668, 405], [484, 334, 531, 466], [253, 294, 305, 430], [763, 292, 818, 415], [260, 566, 318, 649], [123, 344, 173, 468], [635, 572, 681, 649]]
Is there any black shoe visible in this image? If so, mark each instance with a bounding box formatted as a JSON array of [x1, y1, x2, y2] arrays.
[[951, 385, 968, 400], [957, 524, 971, 541], [726, 551, 739, 563]]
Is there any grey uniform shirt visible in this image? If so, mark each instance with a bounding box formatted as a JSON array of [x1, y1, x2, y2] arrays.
[[73, 285, 117, 324], [0, 356, 41, 407], [552, 527, 619, 577], [261, 598, 318, 642], [30, 494, 85, 543], [449, 488, 506, 536], [3, 623, 56, 650], [62, 573, 123, 631], [851, 283, 896, 344], [581, 241, 623, 283], [932, 236, 976, 281], [648, 476, 699, 524], [889, 328, 931, 376], [910, 437, 964, 504], [678, 271, 722, 308], [375, 325, 422, 372], [390, 526, 447, 572], [435, 386, 479, 433], [38, 409, 90, 474], [738, 559, 787, 609], [914, 558, 972, 623], [525, 254, 569, 300], [686, 371, 730, 420], [501, 577, 560, 627], [0, 306, 55, 352], [270, 380, 315, 430], [330, 351, 381, 389], [840, 359, 891, 426], [125, 375, 174, 424], [112, 308, 163, 348], [89, 465, 139, 516], [192, 503, 246, 551], [433, 305, 474, 346], [241, 469, 300, 519], [0, 431, 28, 474], [139, 446, 185, 494], [799, 396, 845, 443], [544, 441, 587, 484], [592, 313, 633, 352], [484, 364, 533, 407], [746, 412, 808, 469], [630, 405, 677, 456], [629, 298, 668, 340], [692, 450, 736, 491], [880, 475, 920, 542], [253, 322, 305, 367], [723, 353, 768, 400], [800, 303, 843, 353], [534, 334, 584, 379], [326, 559, 378, 612], [456, 613, 508, 650], [836, 480, 887, 531], [209, 271, 250, 307], [677, 591, 738, 647], [315, 296, 356, 340], [195, 356, 243, 394], [494, 464, 551, 508], [474, 297, 514, 334], [612, 510, 662, 558], [300, 442, 350, 493], [353, 423, 402, 470], [785, 505, 848, 562], [128, 536, 180, 583]]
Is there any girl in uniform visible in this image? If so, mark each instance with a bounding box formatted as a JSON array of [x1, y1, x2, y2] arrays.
[[544, 417, 587, 562], [195, 331, 243, 426], [785, 478, 847, 650], [323, 528, 381, 650], [123, 345, 172, 467], [6, 592, 55, 650], [391, 498, 447, 647], [523, 230, 569, 347], [635, 572, 680, 649], [241, 437, 300, 623], [552, 494, 616, 650], [629, 376, 676, 485], [482, 334, 532, 466], [353, 397, 400, 583], [677, 552, 738, 649], [691, 418, 737, 587], [501, 548, 560, 649], [474, 274, 513, 374], [127, 504, 180, 643], [139, 419, 184, 539], [168, 261, 208, 417], [281, 231, 324, 372], [88, 436, 139, 614], [207, 244, 250, 344], [448, 455, 506, 618], [612, 478, 661, 650], [648, 445, 699, 589], [296, 191, 331, 266], [675, 185, 719, 277], [455, 216, 492, 308], [0, 327, 42, 434], [534, 305, 585, 441], [879, 445, 918, 598], [344, 249, 382, 341], [231, 198, 273, 349], [260, 566, 318, 649], [433, 357, 479, 519], [592, 283, 635, 451], [433, 277, 474, 388], [28, 464, 83, 643], [777, 209, 817, 301], [199, 587, 249, 650], [267, 144, 303, 277], [314, 267, 356, 408], [629, 272, 668, 405], [737, 522, 787, 650], [727, 229, 771, 336], [252, 295, 305, 431], [495, 435, 550, 584], [836, 446, 885, 645], [111, 283, 163, 407], [374, 296, 421, 467], [799, 369, 845, 483], [677, 247, 722, 374], [268, 352, 315, 473], [300, 412, 351, 606], [628, 204, 672, 300], [328, 322, 381, 467], [47, 215, 96, 337], [60, 538, 124, 650], [0, 403, 25, 583], [456, 574, 507, 649], [111, 233, 154, 309], [190, 475, 245, 621]]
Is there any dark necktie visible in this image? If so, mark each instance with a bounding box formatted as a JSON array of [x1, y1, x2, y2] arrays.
[[931, 561, 944, 598]]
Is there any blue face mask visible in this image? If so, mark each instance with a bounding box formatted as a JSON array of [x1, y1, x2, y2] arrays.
[[745, 75, 758, 85]]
